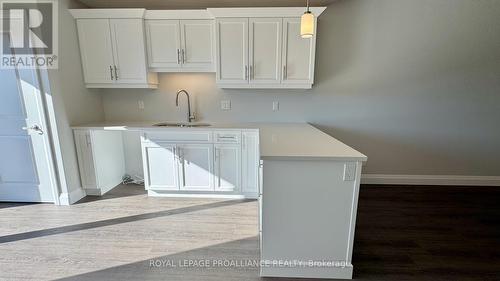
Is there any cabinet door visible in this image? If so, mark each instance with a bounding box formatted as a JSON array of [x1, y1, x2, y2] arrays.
[[145, 20, 181, 69], [282, 18, 315, 84], [144, 143, 179, 190], [214, 144, 241, 191], [110, 19, 149, 83], [74, 130, 97, 189], [180, 20, 215, 71], [242, 131, 259, 195], [75, 19, 114, 84], [215, 18, 248, 84], [249, 18, 282, 84], [178, 144, 214, 191]]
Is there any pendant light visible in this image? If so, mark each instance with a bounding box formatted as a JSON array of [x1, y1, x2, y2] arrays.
[[300, 0, 315, 38]]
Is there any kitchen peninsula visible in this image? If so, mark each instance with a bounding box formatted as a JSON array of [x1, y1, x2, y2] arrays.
[[72, 122, 366, 279]]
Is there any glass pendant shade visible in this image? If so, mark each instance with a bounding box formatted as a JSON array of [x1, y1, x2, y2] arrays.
[[300, 11, 314, 38]]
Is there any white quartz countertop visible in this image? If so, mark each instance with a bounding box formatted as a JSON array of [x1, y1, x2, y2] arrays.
[[72, 121, 367, 161]]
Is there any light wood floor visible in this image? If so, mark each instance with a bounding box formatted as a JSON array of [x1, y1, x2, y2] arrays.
[[1, 184, 499, 281], [0, 185, 260, 281]]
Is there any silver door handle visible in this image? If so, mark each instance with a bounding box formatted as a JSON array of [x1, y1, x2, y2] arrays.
[[114, 65, 118, 80], [283, 65, 287, 80], [250, 65, 253, 80], [110, 66, 114, 80], [245, 65, 248, 80], [181, 49, 185, 64], [22, 124, 44, 135], [177, 49, 181, 64]]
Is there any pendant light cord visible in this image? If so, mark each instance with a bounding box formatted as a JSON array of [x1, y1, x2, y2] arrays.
[[306, 0, 311, 13]]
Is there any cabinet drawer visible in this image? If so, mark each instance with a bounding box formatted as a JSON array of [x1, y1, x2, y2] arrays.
[[214, 131, 241, 143], [143, 131, 213, 143]]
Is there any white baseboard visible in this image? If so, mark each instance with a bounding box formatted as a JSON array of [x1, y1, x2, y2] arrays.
[[59, 188, 86, 205], [361, 174, 500, 186]]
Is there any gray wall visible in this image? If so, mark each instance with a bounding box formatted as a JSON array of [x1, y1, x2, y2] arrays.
[[48, 0, 104, 194], [101, 0, 500, 176]]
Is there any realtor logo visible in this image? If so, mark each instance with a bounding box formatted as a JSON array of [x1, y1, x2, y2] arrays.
[[1, 0, 58, 68]]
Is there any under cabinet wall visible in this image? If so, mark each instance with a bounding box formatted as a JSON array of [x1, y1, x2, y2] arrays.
[[74, 130, 125, 195]]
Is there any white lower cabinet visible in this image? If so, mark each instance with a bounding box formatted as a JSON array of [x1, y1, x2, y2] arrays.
[[178, 144, 214, 191], [143, 143, 179, 190], [214, 144, 241, 191], [141, 129, 259, 198], [74, 130, 125, 196]]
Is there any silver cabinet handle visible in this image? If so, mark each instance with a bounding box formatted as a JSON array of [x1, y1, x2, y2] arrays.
[[181, 49, 185, 64], [177, 49, 181, 64], [249, 65, 253, 80], [245, 65, 248, 80], [215, 147, 221, 187], [110, 66, 114, 80], [114, 65, 118, 80], [282, 65, 287, 80], [22, 124, 44, 135]]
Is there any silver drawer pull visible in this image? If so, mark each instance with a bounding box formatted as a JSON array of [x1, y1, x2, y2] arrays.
[[218, 136, 236, 139]]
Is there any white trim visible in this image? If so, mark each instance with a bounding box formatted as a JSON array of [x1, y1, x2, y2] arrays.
[[145, 10, 213, 20], [361, 174, 500, 186], [260, 262, 353, 279], [216, 83, 312, 89], [84, 83, 158, 89], [207, 7, 327, 18], [69, 9, 146, 19], [59, 188, 86, 205], [148, 190, 257, 199]]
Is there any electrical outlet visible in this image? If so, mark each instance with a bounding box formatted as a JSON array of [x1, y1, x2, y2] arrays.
[[343, 163, 356, 181], [221, 100, 231, 110], [138, 100, 145, 110], [272, 101, 279, 111]]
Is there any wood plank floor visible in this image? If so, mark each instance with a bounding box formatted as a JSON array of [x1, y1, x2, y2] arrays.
[[0, 184, 499, 280]]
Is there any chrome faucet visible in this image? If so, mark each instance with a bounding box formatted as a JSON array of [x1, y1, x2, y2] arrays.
[[175, 89, 196, 123]]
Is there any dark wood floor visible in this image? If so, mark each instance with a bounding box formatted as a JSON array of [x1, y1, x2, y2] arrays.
[[353, 185, 500, 281], [0, 184, 499, 280]]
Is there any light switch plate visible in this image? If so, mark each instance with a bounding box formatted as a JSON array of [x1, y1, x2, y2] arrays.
[[221, 100, 231, 110], [343, 163, 356, 181], [138, 100, 145, 110]]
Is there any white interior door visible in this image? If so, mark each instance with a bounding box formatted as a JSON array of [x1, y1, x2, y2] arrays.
[[178, 144, 214, 191], [180, 20, 215, 71], [216, 18, 248, 84], [249, 18, 282, 84], [75, 19, 114, 84], [282, 18, 314, 84], [0, 42, 56, 202], [110, 18, 148, 83], [145, 19, 181, 69]]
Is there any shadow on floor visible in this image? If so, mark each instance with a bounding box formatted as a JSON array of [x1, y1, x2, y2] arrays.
[[55, 236, 266, 281], [0, 199, 250, 244], [0, 202, 40, 209]]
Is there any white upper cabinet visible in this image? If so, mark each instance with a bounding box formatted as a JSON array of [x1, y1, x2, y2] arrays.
[[145, 20, 181, 69], [71, 9, 158, 88], [145, 17, 215, 72], [181, 20, 215, 71], [75, 19, 115, 84], [249, 18, 282, 85], [210, 7, 325, 89], [282, 18, 315, 85], [215, 18, 249, 84], [110, 19, 150, 84]]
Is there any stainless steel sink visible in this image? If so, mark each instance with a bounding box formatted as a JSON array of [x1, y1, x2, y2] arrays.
[[152, 122, 211, 128]]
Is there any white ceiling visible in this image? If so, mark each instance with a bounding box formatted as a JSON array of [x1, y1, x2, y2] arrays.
[[76, 0, 336, 9]]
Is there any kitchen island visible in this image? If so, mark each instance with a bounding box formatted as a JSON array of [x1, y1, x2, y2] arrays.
[[72, 122, 366, 279]]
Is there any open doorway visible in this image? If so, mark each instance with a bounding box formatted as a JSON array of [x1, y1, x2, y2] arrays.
[[0, 33, 59, 203]]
